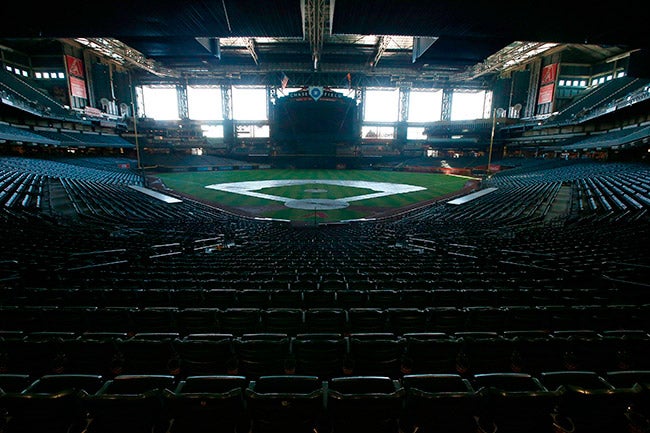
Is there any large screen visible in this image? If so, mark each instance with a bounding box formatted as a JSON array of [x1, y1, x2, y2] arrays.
[[270, 87, 359, 145]]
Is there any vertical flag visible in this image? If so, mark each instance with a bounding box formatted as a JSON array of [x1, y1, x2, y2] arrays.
[[346, 72, 352, 90], [281, 72, 289, 90]]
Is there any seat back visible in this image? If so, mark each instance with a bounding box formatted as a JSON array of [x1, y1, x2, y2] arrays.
[[540, 370, 636, 433], [176, 337, 236, 377], [0, 374, 105, 433], [167, 375, 249, 433], [402, 333, 462, 374], [233, 336, 292, 379], [327, 376, 404, 433], [473, 373, 557, 433], [401, 374, 478, 433], [291, 334, 347, 379], [82, 375, 176, 433], [246, 375, 324, 433], [346, 334, 405, 377]]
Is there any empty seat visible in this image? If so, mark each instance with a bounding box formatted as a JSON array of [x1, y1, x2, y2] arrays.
[[261, 308, 305, 335], [302, 290, 337, 308], [539, 370, 638, 433], [464, 306, 508, 332], [504, 306, 549, 331], [346, 333, 405, 377], [402, 333, 462, 374], [237, 289, 271, 308], [291, 333, 348, 379], [130, 307, 178, 334], [0, 374, 31, 393], [400, 373, 478, 433], [553, 332, 622, 373], [0, 334, 67, 376], [429, 307, 468, 334], [233, 335, 292, 379], [202, 289, 238, 309], [114, 337, 180, 376], [246, 375, 325, 433], [165, 375, 249, 433], [219, 308, 262, 335], [458, 334, 516, 375], [60, 336, 122, 377], [175, 308, 219, 335], [398, 289, 433, 308], [335, 290, 367, 309], [605, 370, 650, 389], [605, 369, 650, 431], [326, 376, 404, 433], [385, 308, 430, 335], [0, 306, 43, 333], [510, 334, 567, 374], [347, 308, 386, 333], [269, 290, 303, 308], [0, 374, 104, 433], [175, 336, 237, 377], [473, 372, 558, 433], [39, 306, 89, 333], [137, 289, 172, 307], [86, 307, 135, 335], [601, 331, 650, 370], [303, 308, 347, 334], [366, 290, 400, 309], [169, 289, 205, 309], [81, 374, 176, 433]]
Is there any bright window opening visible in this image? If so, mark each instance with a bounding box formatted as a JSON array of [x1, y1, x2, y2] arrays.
[[407, 127, 426, 140], [140, 85, 180, 120], [232, 86, 267, 121], [187, 86, 223, 120], [364, 88, 399, 122], [236, 124, 269, 138], [201, 125, 224, 138], [362, 125, 394, 139], [451, 90, 489, 121], [408, 89, 442, 122]]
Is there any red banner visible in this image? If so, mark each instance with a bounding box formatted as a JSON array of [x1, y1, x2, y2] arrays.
[[69, 76, 87, 99], [537, 83, 555, 104], [540, 63, 558, 85], [65, 55, 85, 78]]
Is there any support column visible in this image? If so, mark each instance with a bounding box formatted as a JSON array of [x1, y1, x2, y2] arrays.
[[177, 84, 188, 120], [441, 88, 453, 121]]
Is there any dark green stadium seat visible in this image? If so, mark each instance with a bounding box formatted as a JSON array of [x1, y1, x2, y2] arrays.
[[327, 376, 404, 433], [400, 373, 478, 433], [246, 375, 325, 433], [164, 375, 249, 433]]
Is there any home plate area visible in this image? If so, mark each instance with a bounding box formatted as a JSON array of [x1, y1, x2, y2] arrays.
[[285, 198, 349, 210], [205, 179, 427, 210]]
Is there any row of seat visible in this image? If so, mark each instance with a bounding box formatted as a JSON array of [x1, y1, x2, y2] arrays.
[[2, 330, 650, 380], [6, 286, 630, 308], [1, 304, 647, 335], [2, 370, 650, 433]]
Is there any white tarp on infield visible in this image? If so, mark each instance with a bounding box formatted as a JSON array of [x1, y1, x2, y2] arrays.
[[205, 179, 426, 210]]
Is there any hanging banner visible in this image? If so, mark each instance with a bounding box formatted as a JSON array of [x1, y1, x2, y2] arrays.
[[69, 76, 88, 99], [540, 63, 558, 85], [65, 55, 85, 78], [65, 55, 87, 100], [537, 83, 555, 104]]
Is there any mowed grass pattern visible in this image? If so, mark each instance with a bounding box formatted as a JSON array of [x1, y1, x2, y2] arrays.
[[156, 169, 469, 222]]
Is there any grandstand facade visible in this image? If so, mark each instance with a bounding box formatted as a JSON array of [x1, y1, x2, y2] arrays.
[[1, 2, 650, 433]]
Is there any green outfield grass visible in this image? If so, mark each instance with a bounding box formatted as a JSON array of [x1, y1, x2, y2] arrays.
[[155, 169, 471, 222]]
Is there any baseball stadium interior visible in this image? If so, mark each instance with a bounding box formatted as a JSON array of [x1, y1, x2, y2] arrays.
[[1, 1, 650, 432]]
